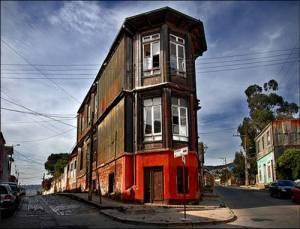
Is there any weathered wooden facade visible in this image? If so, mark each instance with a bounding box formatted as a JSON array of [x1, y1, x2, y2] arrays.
[[255, 119, 300, 185], [75, 7, 207, 204]]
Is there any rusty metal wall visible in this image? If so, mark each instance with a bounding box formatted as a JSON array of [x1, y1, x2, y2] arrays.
[[98, 37, 125, 116], [97, 98, 125, 165]]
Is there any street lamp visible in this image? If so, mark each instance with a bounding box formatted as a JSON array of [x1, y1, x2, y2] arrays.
[[233, 134, 249, 186]]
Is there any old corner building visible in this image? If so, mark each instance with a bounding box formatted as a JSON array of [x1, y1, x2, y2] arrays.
[[74, 7, 207, 204]]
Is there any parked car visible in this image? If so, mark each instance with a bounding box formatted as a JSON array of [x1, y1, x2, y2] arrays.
[[0, 182, 21, 205], [0, 184, 17, 216], [269, 180, 295, 198], [291, 180, 300, 203], [19, 187, 26, 196]]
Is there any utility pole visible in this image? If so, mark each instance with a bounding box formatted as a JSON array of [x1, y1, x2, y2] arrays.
[[233, 134, 249, 186], [88, 112, 94, 201], [219, 157, 227, 185]]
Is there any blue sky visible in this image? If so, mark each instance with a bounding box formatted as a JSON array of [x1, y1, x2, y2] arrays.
[[1, 1, 299, 185]]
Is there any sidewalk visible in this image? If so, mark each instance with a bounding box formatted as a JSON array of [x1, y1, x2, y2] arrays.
[[58, 192, 236, 226], [219, 185, 267, 191]]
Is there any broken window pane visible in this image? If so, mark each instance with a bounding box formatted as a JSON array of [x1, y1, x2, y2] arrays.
[[172, 106, 179, 135], [144, 43, 151, 57], [144, 106, 152, 135], [180, 107, 187, 136], [153, 106, 161, 134]]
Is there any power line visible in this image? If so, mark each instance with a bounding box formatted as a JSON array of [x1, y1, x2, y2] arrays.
[[2, 57, 298, 73], [198, 52, 299, 64], [1, 68, 98, 71], [1, 96, 76, 118], [1, 95, 76, 118], [9, 128, 75, 143], [1, 47, 299, 66], [197, 59, 299, 74], [1, 39, 81, 104], [199, 128, 236, 135], [1, 72, 95, 75], [1, 63, 99, 66], [2, 77, 94, 80], [1, 107, 77, 128], [198, 57, 299, 70], [200, 47, 300, 60], [14, 150, 44, 166]]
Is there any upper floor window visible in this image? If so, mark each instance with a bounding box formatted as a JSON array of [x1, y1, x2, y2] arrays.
[[170, 34, 186, 75], [94, 91, 98, 118], [81, 115, 85, 132], [262, 136, 265, 150], [267, 131, 271, 145], [142, 33, 160, 77], [143, 97, 162, 142], [257, 140, 260, 153], [88, 104, 91, 126], [172, 97, 188, 141]]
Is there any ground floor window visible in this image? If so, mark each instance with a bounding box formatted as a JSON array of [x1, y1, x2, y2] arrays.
[[177, 167, 188, 193], [108, 173, 115, 194]]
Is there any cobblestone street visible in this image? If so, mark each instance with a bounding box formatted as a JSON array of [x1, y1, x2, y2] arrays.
[[0, 194, 141, 228]]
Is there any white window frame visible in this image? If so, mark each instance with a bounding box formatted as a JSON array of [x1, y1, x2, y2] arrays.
[[170, 34, 186, 75], [143, 97, 162, 142], [142, 33, 160, 77], [172, 97, 189, 141]]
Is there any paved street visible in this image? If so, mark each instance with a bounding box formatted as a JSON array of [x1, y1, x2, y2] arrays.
[[0, 194, 145, 229], [215, 186, 300, 228]]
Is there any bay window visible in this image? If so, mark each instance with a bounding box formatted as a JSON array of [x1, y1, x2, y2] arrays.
[[172, 97, 188, 141], [142, 33, 160, 77], [170, 34, 186, 75], [143, 97, 162, 142]]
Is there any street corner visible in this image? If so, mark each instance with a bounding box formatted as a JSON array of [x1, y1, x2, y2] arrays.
[[99, 205, 237, 226]]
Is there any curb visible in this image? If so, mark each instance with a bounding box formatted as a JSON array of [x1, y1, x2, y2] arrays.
[[99, 209, 237, 227], [56, 193, 123, 210], [59, 193, 237, 226]]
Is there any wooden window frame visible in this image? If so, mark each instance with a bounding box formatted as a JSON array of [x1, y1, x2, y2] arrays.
[[172, 97, 189, 142], [170, 34, 186, 77], [142, 33, 161, 77], [143, 97, 162, 142]]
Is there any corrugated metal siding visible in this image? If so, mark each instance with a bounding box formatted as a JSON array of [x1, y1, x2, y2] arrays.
[[97, 98, 125, 165], [98, 37, 125, 116]]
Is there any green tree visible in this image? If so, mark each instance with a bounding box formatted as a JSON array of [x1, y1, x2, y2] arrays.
[[44, 153, 69, 178], [277, 149, 300, 180], [232, 151, 245, 181], [220, 168, 232, 184], [238, 79, 298, 179]]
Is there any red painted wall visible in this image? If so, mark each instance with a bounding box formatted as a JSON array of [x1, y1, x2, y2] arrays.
[[92, 151, 199, 203], [132, 150, 199, 203]]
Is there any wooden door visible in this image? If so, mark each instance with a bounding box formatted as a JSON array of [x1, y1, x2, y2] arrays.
[[152, 168, 163, 201], [144, 167, 163, 203]]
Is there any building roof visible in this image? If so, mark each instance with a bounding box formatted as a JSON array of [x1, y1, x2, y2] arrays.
[[77, 7, 207, 113], [254, 118, 300, 141]]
